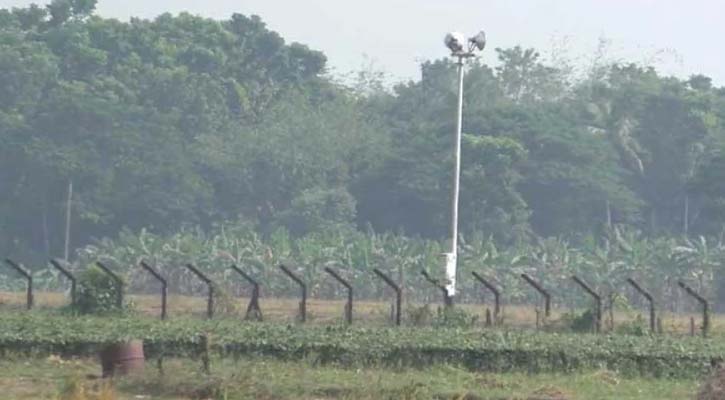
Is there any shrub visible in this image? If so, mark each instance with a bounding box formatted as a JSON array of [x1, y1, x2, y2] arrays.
[[74, 266, 124, 315], [433, 306, 478, 329], [615, 314, 648, 336], [561, 309, 596, 333], [406, 304, 434, 326]]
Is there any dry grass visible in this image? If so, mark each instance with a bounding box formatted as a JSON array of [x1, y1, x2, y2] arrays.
[[56, 377, 117, 400], [0, 290, 720, 334]]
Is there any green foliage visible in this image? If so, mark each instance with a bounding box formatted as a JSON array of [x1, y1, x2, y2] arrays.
[[210, 282, 241, 317], [74, 266, 123, 315], [0, 312, 722, 379], [2, 3, 725, 296], [432, 307, 479, 329], [615, 315, 649, 336], [406, 304, 433, 326], [276, 186, 357, 235], [60, 221, 725, 311], [561, 309, 596, 333]]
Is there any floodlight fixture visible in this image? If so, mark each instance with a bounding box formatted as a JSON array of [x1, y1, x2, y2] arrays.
[[444, 30, 486, 56], [444, 32, 466, 53], [469, 30, 487, 51]]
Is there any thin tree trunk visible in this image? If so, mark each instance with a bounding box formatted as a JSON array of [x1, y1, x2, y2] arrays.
[[608, 292, 615, 330], [64, 180, 73, 262], [41, 196, 50, 257], [605, 199, 612, 229], [398, 261, 405, 307], [683, 195, 689, 237]]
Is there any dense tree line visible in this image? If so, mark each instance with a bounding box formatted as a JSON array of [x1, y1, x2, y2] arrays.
[[2, 1, 725, 264]]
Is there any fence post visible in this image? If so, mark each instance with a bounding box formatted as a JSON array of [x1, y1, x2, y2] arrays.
[[678, 281, 709, 338], [49, 259, 76, 306], [471, 271, 501, 325], [4, 259, 33, 310], [95, 262, 124, 309], [571, 276, 602, 333], [521, 273, 551, 317], [279, 265, 306, 323], [626, 278, 656, 333], [324, 267, 353, 325], [185, 264, 214, 319], [373, 269, 402, 326], [420, 270, 453, 308], [140, 261, 168, 320], [229, 265, 263, 321]]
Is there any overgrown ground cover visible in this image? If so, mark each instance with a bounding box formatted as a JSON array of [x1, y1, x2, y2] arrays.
[[0, 356, 701, 399], [1, 291, 718, 335], [1, 311, 723, 379]]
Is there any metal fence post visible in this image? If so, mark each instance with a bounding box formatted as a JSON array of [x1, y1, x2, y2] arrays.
[[140, 261, 168, 320], [471, 271, 501, 325], [279, 265, 306, 323], [626, 278, 656, 333], [678, 281, 709, 337], [324, 267, 353, 325], [373, 269, 402, 326], [521, 273, 551, 317], [420, 270, 453, 308], [185, 264, 214, 319], [95, 261, 124, 309], [4, 259, 33, 310], [49, 259, 77, 306], [230, 265, 263, 321], [571, 275, 602, 333]]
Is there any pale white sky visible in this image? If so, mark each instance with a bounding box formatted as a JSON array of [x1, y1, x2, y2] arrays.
[[1, 0, 722, 85]]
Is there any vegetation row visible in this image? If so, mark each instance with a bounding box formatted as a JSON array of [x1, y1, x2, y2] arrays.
[[1, 312, 722, 379]]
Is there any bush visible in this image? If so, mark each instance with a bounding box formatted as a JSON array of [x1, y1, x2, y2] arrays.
[[561, 309, 596, 333], [74, 266, 125, 315], [615, 314, 648, 336], [432, 306, 478, 329], [406, 304, 434, 326]]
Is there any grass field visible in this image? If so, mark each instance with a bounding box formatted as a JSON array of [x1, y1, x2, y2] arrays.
[[0, 290, 718, 335], [0, 355, 702, 400]]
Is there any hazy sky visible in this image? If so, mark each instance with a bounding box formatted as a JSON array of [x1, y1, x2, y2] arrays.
[[1, 0, 722, 85]]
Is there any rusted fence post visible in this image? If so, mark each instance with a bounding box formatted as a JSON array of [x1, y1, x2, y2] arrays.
[[324, 267, 353, 325], [471, 272, 500, 325], [626, 278, 656, 333], [373, 268, 402, 326], [678, 281, 709, 337], [140, 261, 168, 320], [185, 264, 214, 319], [279, 265, 306, 323], [4, 259, 33, 310], [571, 276, 602, 333], [420, 270, 453, 307], [49, 259, 76, 306], [95, 261, 124, 309], [521, 273, 550, 317], [230, 265, 263, 321]]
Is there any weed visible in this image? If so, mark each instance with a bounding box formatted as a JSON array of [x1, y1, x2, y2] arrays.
[[56, 375, 116, 400], [406, 304, 433, 326]]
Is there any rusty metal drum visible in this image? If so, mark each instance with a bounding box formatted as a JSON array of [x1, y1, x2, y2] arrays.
[[100, 340, 145, 377]]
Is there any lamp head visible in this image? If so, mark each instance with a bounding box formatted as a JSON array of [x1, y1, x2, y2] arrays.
[[469, 30, 486, 51], [444, 32, 466, 53]]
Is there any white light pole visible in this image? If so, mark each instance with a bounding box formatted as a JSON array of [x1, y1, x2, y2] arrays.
[[443, 31, 486, 300]]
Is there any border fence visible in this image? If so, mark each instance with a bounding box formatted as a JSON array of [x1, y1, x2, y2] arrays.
[[0, 257, 714, 337]]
